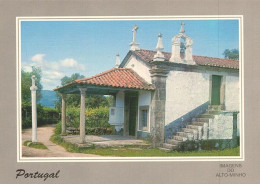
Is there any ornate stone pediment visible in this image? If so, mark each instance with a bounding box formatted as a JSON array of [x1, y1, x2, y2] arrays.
[[170, 22, 195, 65]]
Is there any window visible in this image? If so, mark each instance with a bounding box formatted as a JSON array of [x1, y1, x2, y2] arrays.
[[139, 106, 149, 131]]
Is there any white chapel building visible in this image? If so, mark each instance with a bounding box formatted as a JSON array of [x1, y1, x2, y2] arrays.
[[55, 22, 240, 149]]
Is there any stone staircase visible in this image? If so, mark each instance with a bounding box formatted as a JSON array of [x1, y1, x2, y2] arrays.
[[160, 106, 222, 151]]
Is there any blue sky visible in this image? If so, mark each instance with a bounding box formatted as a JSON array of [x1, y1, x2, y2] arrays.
[[21, 19, 239, 90]]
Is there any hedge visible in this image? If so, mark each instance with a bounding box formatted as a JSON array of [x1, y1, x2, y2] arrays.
[[66, 106, 111, 128], [22, 102, 60, 129]]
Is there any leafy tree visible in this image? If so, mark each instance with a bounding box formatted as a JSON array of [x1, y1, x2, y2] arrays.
[[223, 49, 239, 60], [21, 66, 42, 103], [55, 73, 112, 109], [61, 73, 85, 86]]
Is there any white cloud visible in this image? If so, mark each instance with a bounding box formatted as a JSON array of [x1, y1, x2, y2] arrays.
[[43, 70, 64, 80], [22, 54, 87, 90], [31, 54, 45, 64], [21, 62, 38, 72], [60, 58, 86, 71]]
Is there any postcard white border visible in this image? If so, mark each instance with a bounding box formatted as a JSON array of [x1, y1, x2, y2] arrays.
[[16, 15, 244, 162]]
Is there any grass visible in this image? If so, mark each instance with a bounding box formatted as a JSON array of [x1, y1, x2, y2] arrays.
[[50, 134, 240, 157], [23, 140, 48, 150]]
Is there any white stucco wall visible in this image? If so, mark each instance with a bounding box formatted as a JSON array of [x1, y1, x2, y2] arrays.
[[138, 91, 151, 107], [138, 91, 151, 132], [108, 91, 125, 131], [125, 55, 151, 83], [116, 91, 124, 108], [208, 114, 233, 139], [225, 76, 240, 111], [165, 70, 210, 126]]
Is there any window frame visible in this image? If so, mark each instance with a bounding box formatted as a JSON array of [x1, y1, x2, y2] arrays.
[[138, 105, 149, 132]]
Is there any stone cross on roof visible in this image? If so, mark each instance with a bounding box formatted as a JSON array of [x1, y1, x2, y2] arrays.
[[180, 22, 185, 33], [132, 25, 139, 43], [155, 33, 164, 51], [129, 25, 140, 51], [115, 53, 120, 68], [153, 33, 165, 61]]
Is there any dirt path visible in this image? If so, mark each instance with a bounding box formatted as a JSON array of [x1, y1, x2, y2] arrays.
[[22, 125, 99, 157]]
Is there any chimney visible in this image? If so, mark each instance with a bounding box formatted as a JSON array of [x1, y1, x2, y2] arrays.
[[129, 25, 140, 51], [115, 53, 120, 68], [153, 33, 165, 61], [169, 22, 195, 65]]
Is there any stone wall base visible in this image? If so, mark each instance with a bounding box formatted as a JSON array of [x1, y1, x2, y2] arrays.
[[176, 137, 240, 152]]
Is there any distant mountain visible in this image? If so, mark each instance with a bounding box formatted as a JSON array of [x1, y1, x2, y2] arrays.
[[39, 90, 58, 108]]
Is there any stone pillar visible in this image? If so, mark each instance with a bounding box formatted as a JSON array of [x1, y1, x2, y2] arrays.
[[149, 67, 169, 147], [79, 88, 87, 143], [61, 93, 67, 135], [30, 75, 38, 142]]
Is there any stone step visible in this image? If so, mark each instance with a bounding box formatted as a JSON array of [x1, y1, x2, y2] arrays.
[[162, 143, 178, 150], [182, 128, 196, 133], [196, 118, 210, 122], [176, 131, 193, 137], [208, 110, 221, 115], [191, 122, 207, 126], [209, 105, 222, 111], [199, 114, 215, 118], [173, 135, 188, 141], [186, 125, 202, 130], [166, 139, 182, 145]]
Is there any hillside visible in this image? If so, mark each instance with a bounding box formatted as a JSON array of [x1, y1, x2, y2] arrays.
[[39, 90, 58, 108]]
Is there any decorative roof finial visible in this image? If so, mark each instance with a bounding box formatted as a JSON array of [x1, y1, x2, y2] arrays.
[[153, 33, 165, 61], [31, 75, 36, 86], [180, 22, 185, 33], [129, 25, 140, 51], [115, 53, 120, 68]]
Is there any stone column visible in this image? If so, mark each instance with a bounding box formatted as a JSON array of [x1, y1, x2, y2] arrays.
[[61, 93, 67, 135], [79, 88, 87, 143], [30, 75, 38, 142], [149, 67, 169, 147]]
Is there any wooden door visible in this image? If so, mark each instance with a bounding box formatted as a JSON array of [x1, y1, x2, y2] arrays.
[[211, 75, 222, 105], [124, 93, 138, 136]]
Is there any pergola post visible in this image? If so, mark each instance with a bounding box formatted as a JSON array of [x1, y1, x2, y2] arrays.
[[61, 93, 67, 135], [79, 88, 87, 143]]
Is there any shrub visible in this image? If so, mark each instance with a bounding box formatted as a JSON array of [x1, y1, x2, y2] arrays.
[[54, 121, 62, 135], [66, 106, 110, 128], [21, 102, 60, 129], [86, 107, 110, 128], [66, 107, 80, 128], [22, 117, 32, 129], [85, 127, 113, 135], [64, 106, 113, 135]]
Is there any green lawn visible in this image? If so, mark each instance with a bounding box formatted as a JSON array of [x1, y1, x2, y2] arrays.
[[50, 134, 240, 157], [23, 140, 48, 150]]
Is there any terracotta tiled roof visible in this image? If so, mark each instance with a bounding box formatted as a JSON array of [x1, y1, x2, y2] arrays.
[[133, 49, 239, 69], [66, 68, 154, 90]]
